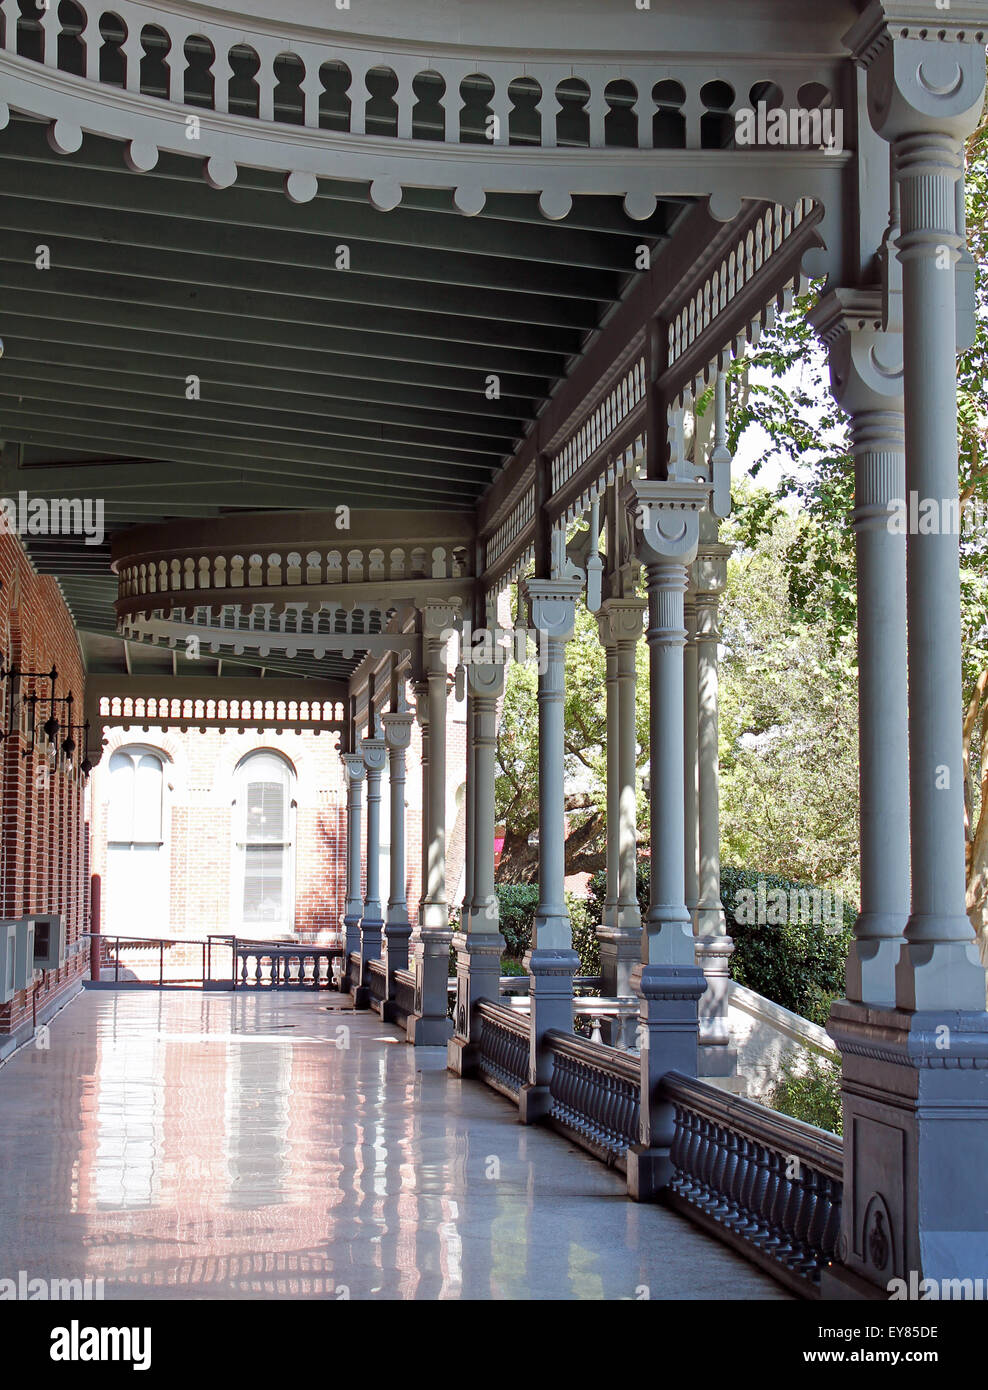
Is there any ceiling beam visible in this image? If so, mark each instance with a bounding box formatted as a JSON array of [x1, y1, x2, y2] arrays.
[[0, 230, 604, 335], [0, 339, 531, 429], [4, 423, 488, 506], [0, 261, 584, 358], [0, 285, 569, 378], [0, 317, 550, 407], [0, 373, 515, 459], [0, 192, 625, 305]]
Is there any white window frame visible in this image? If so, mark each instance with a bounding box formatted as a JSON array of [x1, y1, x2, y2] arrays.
[[230, 750, 297, 938]]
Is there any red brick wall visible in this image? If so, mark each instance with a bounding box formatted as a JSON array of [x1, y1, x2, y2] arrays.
[[0, 533, 89, 1036], [88, 701, 469, 946]]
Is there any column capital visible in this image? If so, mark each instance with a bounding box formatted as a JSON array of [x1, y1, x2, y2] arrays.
[[522, 577, 582, 640], [359, 735, 387, 774], [624, 478, 710, 569], [809, 287, 904, 416], [342, 751, 366, 783], [465, 658, 507, 701], [381, 710, 414, 750], [845, 7, 987, 143], [693, 543, 731, 604], [418, 600, 461, 641], [596, 596, 646, 649]]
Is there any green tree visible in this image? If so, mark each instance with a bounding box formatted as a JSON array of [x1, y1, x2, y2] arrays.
[[718, 487, 860, 898], [495, 591, 650, 880]]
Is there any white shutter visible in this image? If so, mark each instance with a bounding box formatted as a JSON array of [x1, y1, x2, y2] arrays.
[[235, 753, 294, 930]]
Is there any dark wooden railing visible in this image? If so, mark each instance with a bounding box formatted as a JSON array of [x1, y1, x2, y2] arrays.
[[475, 1023, 843, 1297], [344, 951, 362, 993], [368, 958, 388, 1008], [392, 968, 417, 1024], [662, 1070, 842, 1298], [545, 1028, 640, 1169], [476, 999, 530, 1099]]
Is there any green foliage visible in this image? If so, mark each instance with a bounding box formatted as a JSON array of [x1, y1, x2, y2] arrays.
[[719, 487, 860, 898], [495, 882, 540, 956], [499, 957, 527, 977], [721, 866, 853, 1027], [770, 1051, 843, 1136], [568, 893, 601, 976], [587, 862, 852, 1027], [487, 882, 599, 975]]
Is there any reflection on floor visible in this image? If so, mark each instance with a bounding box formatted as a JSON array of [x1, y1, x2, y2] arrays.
[[0, 990, 788, 1300]]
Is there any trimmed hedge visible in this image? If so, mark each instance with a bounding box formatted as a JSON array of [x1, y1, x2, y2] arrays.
[[586, 863, 854, 1027]]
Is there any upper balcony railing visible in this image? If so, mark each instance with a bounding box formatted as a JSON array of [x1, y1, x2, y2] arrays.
[[111, 510, 477, 623], [1, 0, 846, 163]]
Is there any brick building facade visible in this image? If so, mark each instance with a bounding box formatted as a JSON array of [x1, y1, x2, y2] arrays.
[[0, 516, 472, 1042], [88, 696, 469, 951], [0, 531, 89, 1046]]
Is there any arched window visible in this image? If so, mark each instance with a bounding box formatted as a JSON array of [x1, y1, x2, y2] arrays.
[[106, 747, 168, 934], [233, 752, 295, 934], [108, 747, 164, 844]]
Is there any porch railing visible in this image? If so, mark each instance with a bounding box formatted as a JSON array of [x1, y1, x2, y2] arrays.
[[545, 1028, 640, 1168], [235, 942, 340, 989], [472, 1012, 842, 1297], [368, 958, 388, 1009], [393, 968, 417, 1023], [476, 999, 530, 1100], [87, 932, 238, 987], [662, 1071, 843, 1298]]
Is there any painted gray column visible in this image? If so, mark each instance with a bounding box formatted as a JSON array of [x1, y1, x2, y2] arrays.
[[599, 639, 619, 940], [825, 17, 988, 1299], [894, 135, 985, 1011], [694, 514, 735, 1065], [449, 658, 508, 1076], [341, 752, 365, 989], [683, 585, 699, 918], [407, 604, 456, 1046], [460, 675, 477, 938], [354, 731, 386, 1006], [381, 710, 414, 983], [624, 471, 708, 1201], [518, 578, 582, 1123], [596, 598, 645, 1000], [810, 287, 909, 1005]]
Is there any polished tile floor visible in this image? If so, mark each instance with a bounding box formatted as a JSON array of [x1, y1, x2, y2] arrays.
[[0, 990, 786, 1300]]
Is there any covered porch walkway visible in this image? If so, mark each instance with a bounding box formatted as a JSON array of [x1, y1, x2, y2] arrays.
[[0, 990, 784, 1301]]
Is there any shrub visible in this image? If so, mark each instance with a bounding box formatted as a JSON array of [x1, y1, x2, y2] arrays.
[[568, 892, 601, 976], [770, 1051, 843, 1135], [587, 862, 853, 1027], [720, 866, 853, 1026], [499, 957, 527, 976], [495, 883, 540, 956], [477, 884, 600, 975]]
